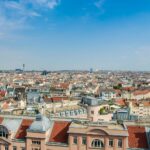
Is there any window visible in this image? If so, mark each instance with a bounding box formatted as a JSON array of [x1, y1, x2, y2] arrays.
[[5, 145, 8, 150], [118, 139, 123, 148], [91, 139, 104, 148], [73, 136, 77, 144], [0, 125, 8, 139], [82, 137, 86, 145], [13, 146, 17, 150], [32, 140, 41, 145], [109, 139, 113, 147], [91, 111, 94, 114], [21, 148, 25, 150]]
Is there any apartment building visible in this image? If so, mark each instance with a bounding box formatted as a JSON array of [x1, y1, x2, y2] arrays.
[[0, 114, 128, 150], [0, 114, 149, 150], [129, 100, 150, 118]]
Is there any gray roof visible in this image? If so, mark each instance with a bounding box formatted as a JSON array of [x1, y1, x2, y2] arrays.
[[2, 118, 22, 132], [28, 114, 53, 132], [27, 92, 40, 103], [82, 96, 104, 106]]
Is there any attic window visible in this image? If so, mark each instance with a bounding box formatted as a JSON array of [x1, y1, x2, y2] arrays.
[[0, 125, 8, 139]]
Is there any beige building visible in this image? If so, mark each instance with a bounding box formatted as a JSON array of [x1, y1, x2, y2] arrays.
[[0, 114, 149, 150], [129, 100, 150, 118], [0, 114, 130, 150], [123, 90, 150, 100], [87, 104, 113, 122]]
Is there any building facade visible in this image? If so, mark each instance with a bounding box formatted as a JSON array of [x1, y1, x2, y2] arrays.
[[0, 115, 149, 150]]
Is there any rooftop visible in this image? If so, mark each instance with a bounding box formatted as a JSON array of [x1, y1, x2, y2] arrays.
[[69, 120, 126, 130], [15, 119, 33, 139], [49, 121, 71, 143], [127, 126, 149, 149], [28, 114, 52, 132]]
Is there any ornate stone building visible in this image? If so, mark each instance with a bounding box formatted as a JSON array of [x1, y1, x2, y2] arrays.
[[0, 115, 149, 150]]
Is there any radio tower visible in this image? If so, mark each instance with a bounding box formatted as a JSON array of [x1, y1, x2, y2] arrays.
[[23, 64, 25, 72]]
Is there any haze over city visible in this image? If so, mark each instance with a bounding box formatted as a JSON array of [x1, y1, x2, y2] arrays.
[[0, 0, 150, 71]]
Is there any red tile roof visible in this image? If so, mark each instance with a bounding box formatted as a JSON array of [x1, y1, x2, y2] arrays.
[[127, 126, 148, 149], [49, 121, 71, 143], [44, 96, 68, 102], [0, 90, 6, 97], [15, 119, 33, 139], [2, 102, 9, 109], [123, 87, 135, 91], [142, 101, 150, 107], [0, 117, 4, 124], [56, 83, 70, 89], [115, 99, 126, 106], [133, 90, 150, 96]]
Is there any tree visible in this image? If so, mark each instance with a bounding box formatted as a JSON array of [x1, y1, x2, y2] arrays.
[[113, 83, 122, 90], [99, 107, 105, 114], [108, 100, 114, 105]]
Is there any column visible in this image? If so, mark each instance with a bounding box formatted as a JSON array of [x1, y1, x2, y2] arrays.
[[78, 136, 82, 150], [69, 135, 73, 150], [1, 145, 5, 150], [41, 139, 46, 150], [26, 138, 32, 150], [86, 136, 90, 150], [104, 136, 109, 150], [123, 137, 127, 150], [114, 138, 118, 150]]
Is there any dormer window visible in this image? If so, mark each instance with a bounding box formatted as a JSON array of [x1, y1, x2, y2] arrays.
[[0, 125, 8, 139]]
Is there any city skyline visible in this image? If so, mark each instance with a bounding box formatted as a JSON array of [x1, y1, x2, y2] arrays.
[[0, 0, 150, 71]]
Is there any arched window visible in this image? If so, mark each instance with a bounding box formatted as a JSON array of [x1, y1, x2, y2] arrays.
[[91, 139, 104, 148], [0, 126, 9, 138]]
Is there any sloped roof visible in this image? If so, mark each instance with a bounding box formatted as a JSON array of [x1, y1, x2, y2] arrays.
[[133, 90, 150, 96], [0, 90, 6, 97], [127, 126, 149, 149], [57, 83, 70, 89], [15, 119, 33, 139], [115, 99, 127, 106], [44, 96, 68, 103], [29, 115, 52, 132], [49, 121, 71, 143], [0, 117, 4, 124], [2, 118, 22, 132]]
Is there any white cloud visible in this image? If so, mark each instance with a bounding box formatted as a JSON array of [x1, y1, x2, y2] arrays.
[[0, 13, 27, 39], [47, 0, 60, 9], [27, 0, 60, 9], [94, 0, 106, 9], [0, 0, 60, 39], [4, 1, 22, 10]]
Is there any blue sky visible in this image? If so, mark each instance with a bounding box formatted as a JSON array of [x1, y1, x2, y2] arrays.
[[0, 0, 150, 71]]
